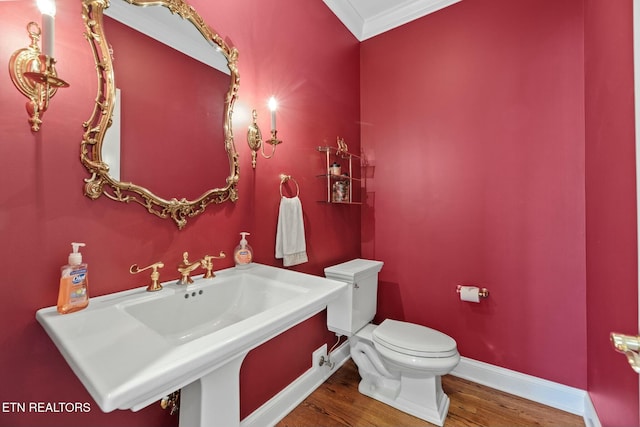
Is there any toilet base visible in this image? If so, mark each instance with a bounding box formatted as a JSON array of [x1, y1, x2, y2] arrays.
[[358, 373, 450, 427]]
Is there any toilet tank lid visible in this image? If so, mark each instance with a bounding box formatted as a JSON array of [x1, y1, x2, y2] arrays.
[[324, 259, 384, 283], [373, 319, 457, 356]]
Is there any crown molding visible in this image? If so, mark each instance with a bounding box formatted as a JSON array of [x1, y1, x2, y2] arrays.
[[323, 0, 462, 41]]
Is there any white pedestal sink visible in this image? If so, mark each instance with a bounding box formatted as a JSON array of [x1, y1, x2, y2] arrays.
[[36, 263, 347, 427]]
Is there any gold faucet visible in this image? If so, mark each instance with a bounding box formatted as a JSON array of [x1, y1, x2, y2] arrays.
[[177, 252, 201, 285], [130, 261, 165, 292], [200, 251, 226, 278]]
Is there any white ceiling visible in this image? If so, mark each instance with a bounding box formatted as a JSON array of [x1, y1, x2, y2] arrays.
[[323, 0, 462, 41]]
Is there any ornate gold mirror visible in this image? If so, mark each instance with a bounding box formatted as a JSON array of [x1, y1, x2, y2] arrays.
[[81, 0, 240, 229]]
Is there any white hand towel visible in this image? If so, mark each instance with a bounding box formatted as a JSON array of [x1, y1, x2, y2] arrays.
[[275, 196, 308, 267]]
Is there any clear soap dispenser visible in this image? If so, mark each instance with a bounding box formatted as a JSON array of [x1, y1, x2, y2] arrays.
[[57, 242, 89, 314], [234, 232, 253, 268]]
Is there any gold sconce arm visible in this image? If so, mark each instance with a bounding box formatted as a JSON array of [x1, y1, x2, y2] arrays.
[[9, 22, 69, 132], [130, 261, 165, 292], [246, 108, 282, 168]]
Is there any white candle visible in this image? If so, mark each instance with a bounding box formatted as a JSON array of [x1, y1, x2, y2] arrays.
[[37, 0, 56, 57], [268, 97, 277, 131], [41, 14, 54, 57]]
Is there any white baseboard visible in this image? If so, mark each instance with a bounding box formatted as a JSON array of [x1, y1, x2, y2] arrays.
[[582, 393, 603, 427], [240, 341, 351, 427], [451, 356, 599, 426], [241, 348, 601, 427]]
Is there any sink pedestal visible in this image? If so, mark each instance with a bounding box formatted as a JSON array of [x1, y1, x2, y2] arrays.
[[179, 352, 248, 427]]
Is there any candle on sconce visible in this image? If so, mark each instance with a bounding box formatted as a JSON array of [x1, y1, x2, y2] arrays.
[[268, 97, 277, 131], [37, 0, 56, 57]]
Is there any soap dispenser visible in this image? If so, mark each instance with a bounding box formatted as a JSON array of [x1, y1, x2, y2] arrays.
[[57, 242, 89, 314], [234, 232, 253, 268]]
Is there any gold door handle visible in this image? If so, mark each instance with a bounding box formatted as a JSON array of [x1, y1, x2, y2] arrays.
[[610, 332, 640, 374]]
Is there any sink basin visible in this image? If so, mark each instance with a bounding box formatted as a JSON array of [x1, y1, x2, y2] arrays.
[[123, 274, 307, 344], [36, 263, 347, 426]]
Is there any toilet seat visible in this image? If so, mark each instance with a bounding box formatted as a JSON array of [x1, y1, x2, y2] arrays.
[[373, 319, 457, 358]]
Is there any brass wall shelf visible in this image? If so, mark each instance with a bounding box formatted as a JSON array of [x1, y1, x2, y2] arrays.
[[317, 142, 362, 205]]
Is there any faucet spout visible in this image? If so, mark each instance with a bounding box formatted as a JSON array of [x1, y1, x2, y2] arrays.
[[177, 252, 200, 285]]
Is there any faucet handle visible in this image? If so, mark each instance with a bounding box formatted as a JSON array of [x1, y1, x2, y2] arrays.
[[130, 261, 165, 292], [201, 251, 226, 279]]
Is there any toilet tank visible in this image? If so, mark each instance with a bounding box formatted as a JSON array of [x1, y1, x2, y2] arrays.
[[324, 259, 384, 336]]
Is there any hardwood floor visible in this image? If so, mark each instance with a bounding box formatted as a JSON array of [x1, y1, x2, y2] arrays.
[[277, 360, 585, 427]]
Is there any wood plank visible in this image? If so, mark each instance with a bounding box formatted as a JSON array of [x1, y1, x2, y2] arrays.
[[277, 360, 585, 427]]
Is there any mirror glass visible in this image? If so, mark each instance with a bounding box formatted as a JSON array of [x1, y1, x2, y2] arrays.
[[104, 15, 230, 200], [81, 0, 240, 228]]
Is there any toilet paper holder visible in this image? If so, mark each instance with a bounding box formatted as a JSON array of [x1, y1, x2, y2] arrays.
[[456, 285, 490, 298]]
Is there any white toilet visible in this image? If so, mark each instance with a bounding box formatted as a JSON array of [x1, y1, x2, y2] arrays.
[[325, 259, 460, 427]]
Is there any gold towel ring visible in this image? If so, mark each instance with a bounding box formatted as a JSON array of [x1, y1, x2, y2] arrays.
[[279, 174, 300, 198]]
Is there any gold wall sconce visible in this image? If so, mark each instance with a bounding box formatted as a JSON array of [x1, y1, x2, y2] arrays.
[[246, 97, 282, 168], [9, 0, 69, 132]]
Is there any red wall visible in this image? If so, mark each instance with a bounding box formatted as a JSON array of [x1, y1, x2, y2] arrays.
[[361, 0, 588, 388], [585, 0, 640, 425], [0, 0, 360, 425], [361, 1, 640, 425]]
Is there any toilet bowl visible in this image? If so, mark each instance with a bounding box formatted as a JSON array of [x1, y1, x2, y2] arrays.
[[325, 259, 460, 427]]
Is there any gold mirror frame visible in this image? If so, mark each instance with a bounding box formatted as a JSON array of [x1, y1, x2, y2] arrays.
[[80, 0, 240, 229]]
